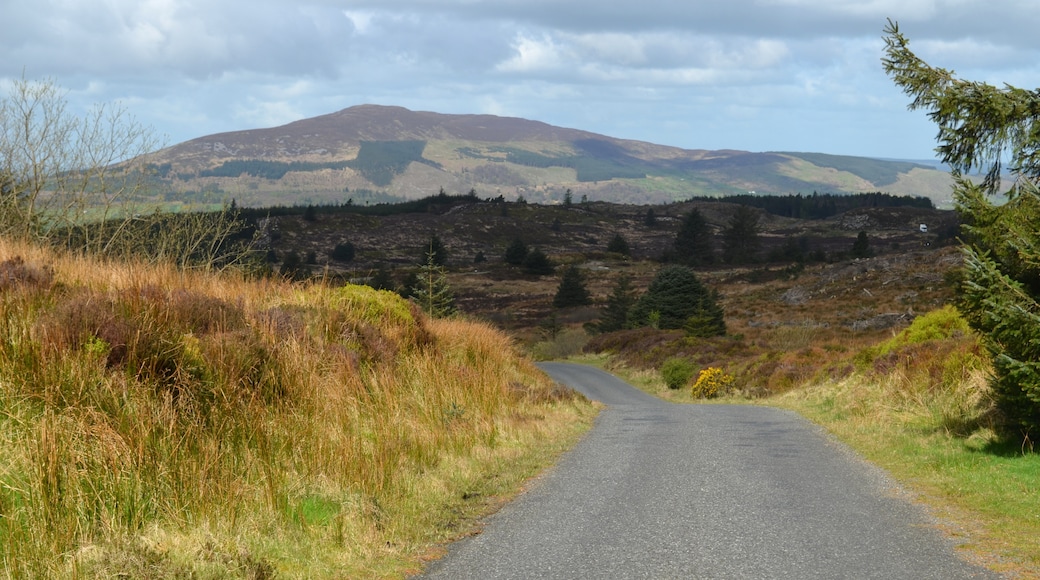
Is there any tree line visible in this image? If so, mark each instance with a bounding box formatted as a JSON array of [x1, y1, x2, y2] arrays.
[[686, 191, 933, 219]]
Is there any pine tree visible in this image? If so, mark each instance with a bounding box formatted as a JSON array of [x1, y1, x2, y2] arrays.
[[504, 238, 528, 265], [598, 274, 636, 332], [424, 234, 448, 266], [722, 205, 761, 264], [410, 252, 456, 318], [553, 265, 592, 308], [850, 231, 872, 259], [884, 20, 1040, 429], [674, 208, 714, 266], [606, 233, 630, 256], [523, 248, 555, 275], [630, 265, 725, 335]]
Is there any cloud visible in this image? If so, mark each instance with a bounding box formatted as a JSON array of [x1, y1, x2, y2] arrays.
[[3, 0, 1038, 159]]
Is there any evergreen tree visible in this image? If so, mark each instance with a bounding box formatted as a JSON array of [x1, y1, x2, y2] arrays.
[[884, 20, 1040, 429], [330, 241, 356, 262], [722, 205, 761, 264], [523, 248, 555, 275], [410, 252, 456, 318], [606, 233, 630, 256], [553, 265, 592, 308], [851, 231, 872, 258], [674, 208, 714, 266], [644, 207, 658, 228], [630, 265, 725, 335], [504, 238, 528, 265], [563, 188, 573, 208], [424, 234, 448, 266], [598, 274, 636, 332]]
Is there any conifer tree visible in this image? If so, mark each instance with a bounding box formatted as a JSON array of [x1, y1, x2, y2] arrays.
[[606, 233, 630, 256], [553, 265, 592, 308], [722, 205, 761, 264], [424, 234, 448, 266], [598, 274, 636, 332], [523, 248, 555, 275], [851, 231, 872, 259], [674, 208, 714, 266], [630, 265, 725, 335], [884, 20, 1040, 429], [410, 252, 456, 318], [504, 238, 528, 265]]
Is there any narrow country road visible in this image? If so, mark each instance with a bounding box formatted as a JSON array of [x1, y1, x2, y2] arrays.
[[419, 363, 1000, 579]]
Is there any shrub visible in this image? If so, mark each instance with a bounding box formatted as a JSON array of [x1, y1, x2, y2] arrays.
[[691, 367, 734, 398], [661, 356, 695, 390]]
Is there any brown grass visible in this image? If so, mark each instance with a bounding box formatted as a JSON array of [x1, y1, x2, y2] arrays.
[[0, 237, 594, 577]]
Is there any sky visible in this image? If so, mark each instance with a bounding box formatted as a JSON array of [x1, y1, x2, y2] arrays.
[[3, 0, 1039, 162]]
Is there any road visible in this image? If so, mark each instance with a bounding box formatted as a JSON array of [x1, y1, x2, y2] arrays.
[[419, 362, 1000, 579]]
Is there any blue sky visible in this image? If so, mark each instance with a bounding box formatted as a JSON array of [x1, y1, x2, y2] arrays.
[[3, 0, 1038, 161]]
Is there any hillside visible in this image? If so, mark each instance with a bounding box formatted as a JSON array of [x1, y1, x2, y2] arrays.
[[146, 105, 955, 208], [246, 195, 960, 347]]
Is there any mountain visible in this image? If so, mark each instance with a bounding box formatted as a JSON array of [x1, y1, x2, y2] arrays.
[[147, 105, 955, 207]]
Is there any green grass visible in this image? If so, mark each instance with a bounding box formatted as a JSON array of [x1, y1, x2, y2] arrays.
[[770, 377, 1040, 577]]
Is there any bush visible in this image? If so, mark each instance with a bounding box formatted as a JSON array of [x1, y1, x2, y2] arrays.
[[661, 356, 695, 390], [691, 367, 733, 398]]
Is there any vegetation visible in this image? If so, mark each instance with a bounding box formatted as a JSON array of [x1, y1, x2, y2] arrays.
[[199, 141, 439, 187], [721, 205, 761, 264], [504, 238, 529, 265], [410, 251, 457, 318], [523, 248, 555, 275], [0, 238, 590, 577], [597, 274, 637, 333], [606, 233, 630, 256], [685, 191, 933, 219], [885, 20, 1040, 432], [673, 208, 714, 266], [851, 231, 872, 259], [660, 357, 696, 390], [629, 265, 726, 336], [553, 265, 592, 309], [691, 367, 733, 399], [781, 152, 933, 188]]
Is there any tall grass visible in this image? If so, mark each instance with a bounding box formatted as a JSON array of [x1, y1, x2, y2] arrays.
[[0, 239, 592, 577]]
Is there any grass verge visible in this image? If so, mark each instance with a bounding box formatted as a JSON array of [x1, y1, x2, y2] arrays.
[[0, 238, 596, 578]]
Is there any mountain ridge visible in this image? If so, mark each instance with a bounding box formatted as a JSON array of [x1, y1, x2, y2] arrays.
[[148, 104, 954, 207]]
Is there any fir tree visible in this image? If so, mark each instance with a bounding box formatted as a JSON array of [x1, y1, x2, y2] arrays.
[[504, 238, 528, 265], [674, 208, 714, 266], [630, 265, 725, 335], [607, 233, 630, 256], [410, 252, 456, 318], [553, 265, 592, 308], [851, 231, 872, 259], [885, 20, 1040, 429], [598, 274, 636, 332], [523, 248, 555, 275], [722, 205, 761, 264]]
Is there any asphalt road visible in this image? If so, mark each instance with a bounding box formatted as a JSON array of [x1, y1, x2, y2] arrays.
[[419, 362, 1000, 579]]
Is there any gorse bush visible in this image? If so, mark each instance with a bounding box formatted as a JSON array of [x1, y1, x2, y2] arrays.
[[691, 367, 734, 398]]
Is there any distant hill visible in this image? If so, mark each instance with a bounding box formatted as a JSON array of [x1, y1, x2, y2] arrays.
[[146, 105, 955, 208]]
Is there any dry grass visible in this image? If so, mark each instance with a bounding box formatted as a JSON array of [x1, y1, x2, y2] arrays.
[[0, 238, 594, 578]]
